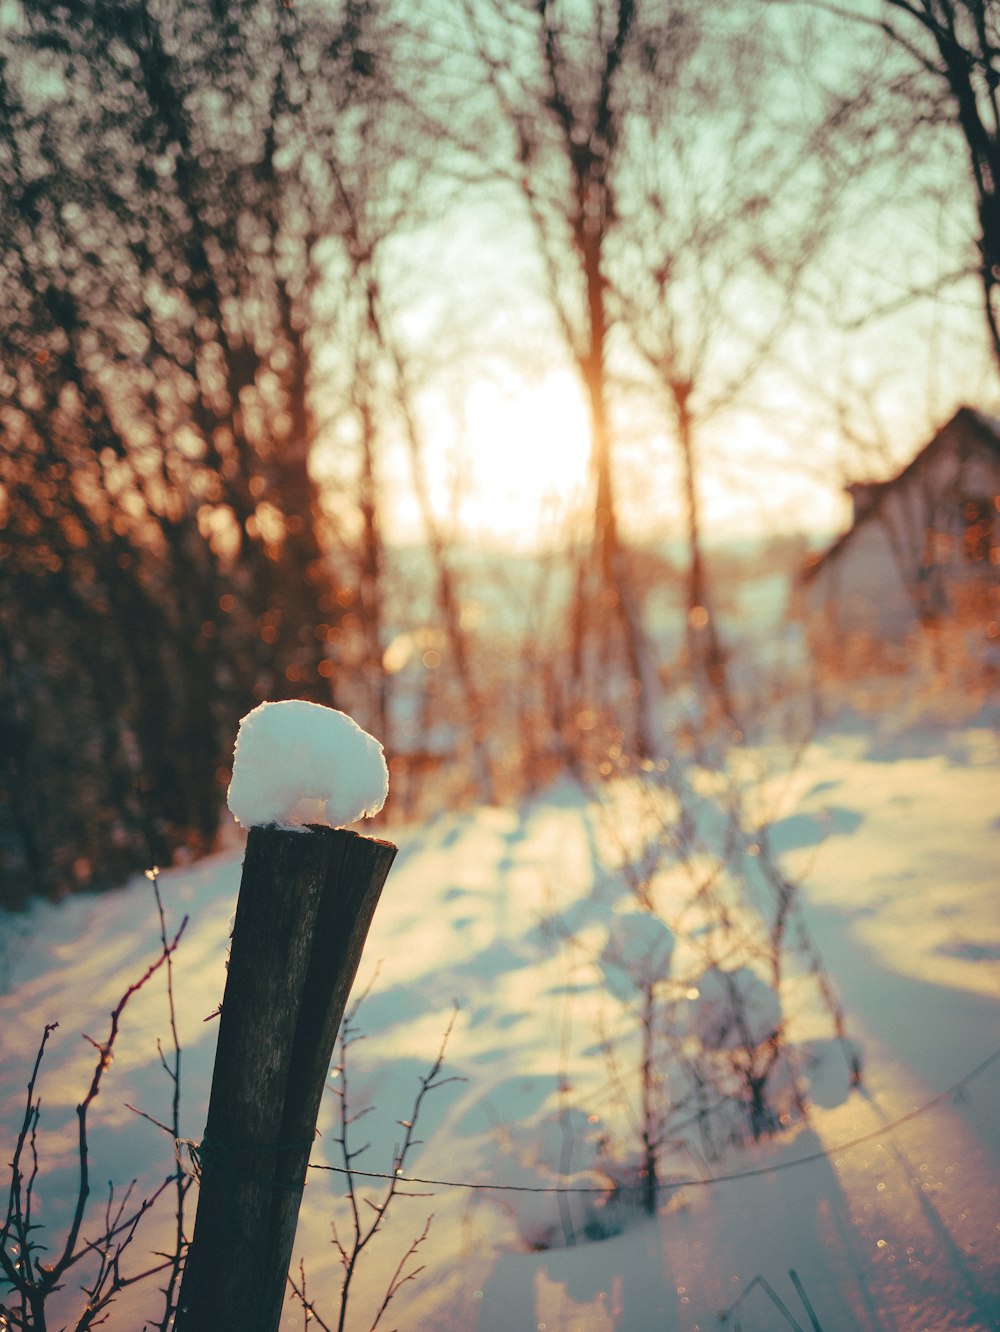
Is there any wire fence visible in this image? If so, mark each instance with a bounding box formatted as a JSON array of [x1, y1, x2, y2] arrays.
[[305, 1042, 1000, 1198]]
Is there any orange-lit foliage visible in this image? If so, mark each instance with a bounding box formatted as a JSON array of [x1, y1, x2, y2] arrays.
[[0, 0, 387, 905]]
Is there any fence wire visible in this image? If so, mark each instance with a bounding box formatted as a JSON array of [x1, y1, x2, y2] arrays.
[[306, 1042, 1000, 1197]]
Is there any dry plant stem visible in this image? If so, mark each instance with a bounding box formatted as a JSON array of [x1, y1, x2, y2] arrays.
[[62, 920, 187, 1285], [72, 1180, 175, 1331], [638, 983, 660, 1216], [555, 938, 578, 1246], [286, 1271, 333, 1332], [148, 870, 189, 1329], [0, 1022, 57, 1329], [368, 1217, 431, 1332], [317, 1000, 460, 1332], [718, 1269, 820, 1330], [289, 1258, 333, 1332], [589, 731, 856, 1161], [117, 871, 191, 1329], [0, 917, 187, 1331], [789, 1268, 824, 1331]]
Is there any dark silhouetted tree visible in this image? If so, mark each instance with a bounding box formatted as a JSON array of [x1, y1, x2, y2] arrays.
[[0, 0, 391, 901]]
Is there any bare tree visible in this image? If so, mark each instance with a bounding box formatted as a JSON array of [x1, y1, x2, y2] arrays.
[[607, 4, 852, 718], [774, 0, 1000, 375], [877, 0, 998, 369], [0, 0, 401, 897], [313, 59, 500, 802], [458, 0, 658, 757], [444, 0, 871, 739]]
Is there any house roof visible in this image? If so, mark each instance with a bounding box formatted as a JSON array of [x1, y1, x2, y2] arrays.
[[802, 406, 1000, 581]]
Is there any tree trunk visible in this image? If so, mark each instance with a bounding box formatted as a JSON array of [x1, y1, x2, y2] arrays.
[[579, 224, 656, 758], [673, 381, 733, 721]]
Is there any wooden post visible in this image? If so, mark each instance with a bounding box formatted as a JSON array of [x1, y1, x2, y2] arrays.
[[175, 825, 396, 1332]]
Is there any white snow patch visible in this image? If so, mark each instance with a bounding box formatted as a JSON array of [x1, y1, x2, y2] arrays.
[[4, 714, 1000, 1331], [226, 700, 389, 830]]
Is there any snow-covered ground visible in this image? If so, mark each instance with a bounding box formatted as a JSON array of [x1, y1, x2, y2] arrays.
[[2, 707, 999, 1330]]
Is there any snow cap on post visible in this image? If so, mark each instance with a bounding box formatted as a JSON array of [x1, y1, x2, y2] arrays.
[[227, 700, 389, 830]]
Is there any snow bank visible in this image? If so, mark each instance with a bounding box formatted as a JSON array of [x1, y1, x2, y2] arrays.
[[226, 700, 389, 830]]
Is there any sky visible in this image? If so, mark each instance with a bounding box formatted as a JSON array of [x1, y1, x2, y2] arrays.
[[432, 0, 1000, 553], [381, 332, 996, 553], [346, 19, 1000, 559], [4, 0, 998, 562]]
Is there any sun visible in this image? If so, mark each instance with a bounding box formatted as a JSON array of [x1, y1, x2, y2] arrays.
[[455, 369, 593, 545], [347, 367, 592, 550]]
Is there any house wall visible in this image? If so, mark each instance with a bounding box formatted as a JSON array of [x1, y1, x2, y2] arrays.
[[804, 518, 916, 642], [803, 416, 1000, 649]]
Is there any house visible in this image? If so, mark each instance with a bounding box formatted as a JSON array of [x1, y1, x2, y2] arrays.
[[801, 407, 1000, 648]]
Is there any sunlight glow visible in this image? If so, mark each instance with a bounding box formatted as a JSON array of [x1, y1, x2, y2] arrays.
[[385, 373, 849, 552], [454, 370, 592, 545]]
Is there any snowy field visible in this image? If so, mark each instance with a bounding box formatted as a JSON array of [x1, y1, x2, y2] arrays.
[[2, 706, 999, 1331]]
